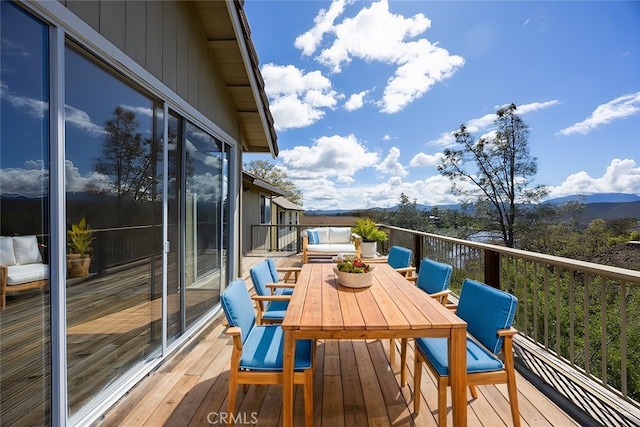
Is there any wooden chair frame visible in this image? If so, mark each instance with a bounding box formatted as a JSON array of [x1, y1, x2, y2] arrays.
[[225, 326, 314, 426]]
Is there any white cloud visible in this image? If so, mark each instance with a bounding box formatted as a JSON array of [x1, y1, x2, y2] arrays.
[[261, 64, 341, 131], [428, 100, 560, 147], [547, 158, 640, 198], [344, 90, 368, 111], [278, 134, 379, 180], [294, 0, 351, 55], [65, 105, 106, 136], [409, 152, 444, 167], [558, 92, 640, 135], [297, 0, 464, 114], [0, 81, 48, 119], [375, 147, 407, 177]]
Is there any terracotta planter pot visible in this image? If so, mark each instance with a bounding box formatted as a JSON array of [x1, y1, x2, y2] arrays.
[[67, 254, 91, 277]]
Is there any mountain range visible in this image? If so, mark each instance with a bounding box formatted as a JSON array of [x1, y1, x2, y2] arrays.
[[305, 193, 640, 224]]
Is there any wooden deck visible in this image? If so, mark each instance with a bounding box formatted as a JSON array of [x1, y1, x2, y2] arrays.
[[95, 254, 578, 427]]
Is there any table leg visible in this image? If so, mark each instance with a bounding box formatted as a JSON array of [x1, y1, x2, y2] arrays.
[[283, 330, 295, 427], [449, 327, 467, 426]]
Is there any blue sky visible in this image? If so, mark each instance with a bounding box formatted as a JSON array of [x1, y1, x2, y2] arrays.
[[243, 0, 640, 210]]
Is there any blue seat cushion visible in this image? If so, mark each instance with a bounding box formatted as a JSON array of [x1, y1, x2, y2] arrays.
[[266, 258, 280, 283], [274, 287, 294, 296], [262, 300, 289, 321], [416, 337, 503, 377], [388, 246, 412, 269], [416, 258, 452, 295], [457, 279, 518, 354], [221, 279, 256, 343], [250, 261, 275, 296], [240, 325, 313, 371]]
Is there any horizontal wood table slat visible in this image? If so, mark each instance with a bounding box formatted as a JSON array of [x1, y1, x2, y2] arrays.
[[281, 262, 468, 426]]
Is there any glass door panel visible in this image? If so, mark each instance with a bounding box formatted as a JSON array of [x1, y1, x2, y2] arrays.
[[184, 122, 222, 328], [0, 3, 50, 424]]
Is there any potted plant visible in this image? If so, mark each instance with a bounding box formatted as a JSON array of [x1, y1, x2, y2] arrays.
[[67, 217, 95, 277], [352, 218, 388, 258]]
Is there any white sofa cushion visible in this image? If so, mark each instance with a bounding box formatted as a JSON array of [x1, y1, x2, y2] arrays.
[[328, 227, 352, 244], [12, 235, 42, 265], [0, 237, 16, 266], [306, 243, 358, 254], [6, 264, 49, 285], [316, 228, 330, 243]]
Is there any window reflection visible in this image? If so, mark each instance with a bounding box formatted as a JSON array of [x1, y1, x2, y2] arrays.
[[65, 44, 162, 416], [184, 122, 223, 327], [0, 2, 50, 425]]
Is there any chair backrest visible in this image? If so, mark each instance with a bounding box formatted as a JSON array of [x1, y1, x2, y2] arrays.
[[221, 279, 256, 343], [266, 258, 280, 283], [387, 246, 412, 269], [415, 258, 453, 295], [456, 278, 518, 354], [249, 260, 273, 296]]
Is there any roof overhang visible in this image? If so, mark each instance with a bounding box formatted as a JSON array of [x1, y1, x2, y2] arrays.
[[191, 0, 278, 157], [242, 172, 287, 196]]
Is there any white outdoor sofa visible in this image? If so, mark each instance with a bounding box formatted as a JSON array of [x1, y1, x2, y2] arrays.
[[302, 227, 361, 263], [0, 235, 48, 309]]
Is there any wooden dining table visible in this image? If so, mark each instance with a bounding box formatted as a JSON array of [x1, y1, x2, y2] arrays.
[[281, 262, 468, 426]]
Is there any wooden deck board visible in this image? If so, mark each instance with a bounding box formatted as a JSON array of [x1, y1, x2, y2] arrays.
[[0, 253, 580, 426], [93, 255, 579, 427]]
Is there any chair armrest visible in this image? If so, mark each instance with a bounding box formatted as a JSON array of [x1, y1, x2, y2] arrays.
[[225, 326, 241, 337], [277, 266, 301, 282], [406, 275, 417, 283], [497, 327, 518, 337], [252, 295, 291, 302], [394, 266, 415, 277], [225, 326, 243, 352], [266, 283, 296, 290], [429, 289, 451, 305]]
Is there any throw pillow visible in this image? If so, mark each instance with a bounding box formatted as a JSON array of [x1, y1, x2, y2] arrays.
[[12, 235, 43, 265], [307, 230, 320, 244], [0, 237, 16, 266]]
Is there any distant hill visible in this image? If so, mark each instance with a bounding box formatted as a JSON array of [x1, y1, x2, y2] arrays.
[[544, 193, 640, 204], [303, 193, 640, 223]]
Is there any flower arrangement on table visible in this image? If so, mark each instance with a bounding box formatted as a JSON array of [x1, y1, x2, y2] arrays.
[[334, 256, 372, 273], [333, 256, 375, 288]]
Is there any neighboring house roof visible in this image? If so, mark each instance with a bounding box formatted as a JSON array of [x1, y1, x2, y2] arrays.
[[242, 171, 287, 196], [273, 196, 303, 211], [191, 1, 278, 157]]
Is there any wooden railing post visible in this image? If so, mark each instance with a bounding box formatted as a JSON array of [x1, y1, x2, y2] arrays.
[[484, 249, 500, 289], [413, 233, 422, 274]]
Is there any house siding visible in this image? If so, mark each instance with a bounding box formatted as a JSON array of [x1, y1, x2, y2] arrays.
[[60, 0, 239, 142]]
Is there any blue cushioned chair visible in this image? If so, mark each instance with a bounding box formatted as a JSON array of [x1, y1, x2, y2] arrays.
[[221, 279, 315, 426], [409, 257, 453, 305], [398, 258, 454, 384], [266, 258, 301, 284], [413, 278, 520, 427], [386, 246, 414, 277], [249, 260, 292, 324]]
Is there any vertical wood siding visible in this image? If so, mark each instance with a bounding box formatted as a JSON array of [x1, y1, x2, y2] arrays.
[[61, 0, 240, 142]]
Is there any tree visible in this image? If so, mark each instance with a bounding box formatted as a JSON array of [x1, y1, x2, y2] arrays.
[[94, 107, 156, 207], [387, 193, 430, 232], [438, 103, 548, 247], [244, 160, 303, 206]]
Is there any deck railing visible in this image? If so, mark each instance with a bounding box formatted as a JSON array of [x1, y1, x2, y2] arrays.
[[377, 224, 640, 421], [250, 222, 640, 420]]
